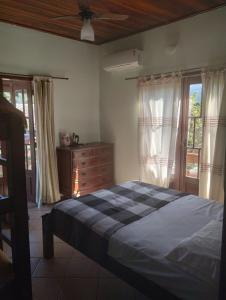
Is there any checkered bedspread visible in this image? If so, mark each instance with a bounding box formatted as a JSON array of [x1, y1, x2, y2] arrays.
[[53, 181, 187, 239]]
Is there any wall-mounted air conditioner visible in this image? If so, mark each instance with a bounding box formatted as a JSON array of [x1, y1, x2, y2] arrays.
[[103, 49, 143, 72]]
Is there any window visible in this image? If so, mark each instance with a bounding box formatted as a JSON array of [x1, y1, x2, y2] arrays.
[[1, 78, 36, 202], [171, 76, 203, 195], [186, 83, 203, 179]]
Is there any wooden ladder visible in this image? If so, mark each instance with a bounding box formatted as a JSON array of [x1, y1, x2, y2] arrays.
[[0, 100, 32, 299]]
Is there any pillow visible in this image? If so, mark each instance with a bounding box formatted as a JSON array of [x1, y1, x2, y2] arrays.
[[166, 220, 222, 286]]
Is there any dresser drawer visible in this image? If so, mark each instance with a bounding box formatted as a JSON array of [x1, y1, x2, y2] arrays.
[[74, 154, 112, 169], [74, 164, 113, 179], [73, 148, 95, 158], [74, 146, 113, 159], [78, 174, 113, 190]]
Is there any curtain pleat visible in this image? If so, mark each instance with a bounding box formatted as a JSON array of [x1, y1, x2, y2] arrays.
[[199, 71, 226, 202], [33, 77, 60, 205], [138, 75, 182, 187]]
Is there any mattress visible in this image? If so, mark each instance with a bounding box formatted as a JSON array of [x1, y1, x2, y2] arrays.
[[52, 181, 223, 300], [109, 184, 223, 300]]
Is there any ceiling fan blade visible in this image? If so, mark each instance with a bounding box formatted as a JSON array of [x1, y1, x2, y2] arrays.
[[94, 13, 128, 21], [77, 0, 90, 10], [51, 15, 80, 20]]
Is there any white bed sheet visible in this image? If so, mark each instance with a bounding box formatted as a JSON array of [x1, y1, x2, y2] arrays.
[[108, 194, 223, 300]]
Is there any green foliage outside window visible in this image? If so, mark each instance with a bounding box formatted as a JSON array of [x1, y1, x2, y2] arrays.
[[187, 92, 202, 148]]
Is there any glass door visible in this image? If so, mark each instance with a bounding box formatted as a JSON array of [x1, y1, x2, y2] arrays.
[[180, 76, 203, 194], [2, 78, 36, 202]]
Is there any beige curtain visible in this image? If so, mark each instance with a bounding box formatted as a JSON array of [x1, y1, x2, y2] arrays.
[[33, 77, 60, 205], [199, 71, 226, 202], [138, 74, 182, 187]]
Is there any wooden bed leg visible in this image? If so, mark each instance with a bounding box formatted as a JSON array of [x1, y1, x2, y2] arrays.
[[42, 213, 54, 259]]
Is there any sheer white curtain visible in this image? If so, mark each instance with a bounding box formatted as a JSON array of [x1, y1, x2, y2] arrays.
[[33, 76, 60, 206], [138, 74, 182, 187], [199, 70, 226, 202]]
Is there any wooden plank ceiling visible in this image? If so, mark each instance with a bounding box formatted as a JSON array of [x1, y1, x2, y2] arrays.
[[0, 0, 225, 44]]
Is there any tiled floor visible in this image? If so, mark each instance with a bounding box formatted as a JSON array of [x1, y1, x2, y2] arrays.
[[3, 204, 149, 300]]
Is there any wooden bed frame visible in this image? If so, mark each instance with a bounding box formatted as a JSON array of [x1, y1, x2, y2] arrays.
[[42, 172, 226, 300], [42, 210, 180, 300]]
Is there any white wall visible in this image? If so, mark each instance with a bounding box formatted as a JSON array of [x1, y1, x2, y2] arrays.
[[100, 6, 226, 184], [1, 6, 226, 184], [0, 22, 100, 145]]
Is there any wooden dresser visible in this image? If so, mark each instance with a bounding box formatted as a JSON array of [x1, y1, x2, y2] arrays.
[[57, 143, 114, 198]]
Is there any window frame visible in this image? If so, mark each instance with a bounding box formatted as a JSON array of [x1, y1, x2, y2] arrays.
[[180, 75, 203, 194]]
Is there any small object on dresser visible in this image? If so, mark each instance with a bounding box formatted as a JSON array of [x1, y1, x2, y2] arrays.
[[60, 132, 71, 147], [71, 132, 79, 146]]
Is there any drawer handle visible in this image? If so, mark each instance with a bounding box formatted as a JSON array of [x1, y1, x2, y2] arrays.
[[81, 172, 86, 176], [81, 152, 86, 156], [81, 162, 86, 166], [82, 182, 87, 187]]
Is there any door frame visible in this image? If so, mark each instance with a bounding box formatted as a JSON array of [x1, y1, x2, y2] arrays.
[[179, 75, 202, 194], [1, 77, 36, 202]]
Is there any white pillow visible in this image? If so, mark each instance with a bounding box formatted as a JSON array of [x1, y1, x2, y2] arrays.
[[166, 220, 222, 286]]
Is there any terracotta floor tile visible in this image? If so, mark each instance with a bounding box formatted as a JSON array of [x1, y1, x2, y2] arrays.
[[60, 278, 98, 300], [29, 229, 43, 242], [30, 258, 41, 274], [29, 211, 46, 220], [54, 242, 75, 258], [33, 258, 70, 278], [98, 266, 116, 278], [29, 203, 52, 212], [54, 235, 65, 243], [30, 242, 43, 258], [29, 219, 42, 230], [28, 202, 37, 209], [97, 278, 135, 300], [32, 277, 63, 300], [66, 257, 99, 278], [71, 248, 88, 260]]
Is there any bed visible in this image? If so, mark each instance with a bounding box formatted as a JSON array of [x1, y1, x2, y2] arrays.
[[42, 181, 224, 300]]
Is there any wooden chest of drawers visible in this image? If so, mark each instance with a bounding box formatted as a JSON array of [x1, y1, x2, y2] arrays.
[[57, 143, 114, 198]]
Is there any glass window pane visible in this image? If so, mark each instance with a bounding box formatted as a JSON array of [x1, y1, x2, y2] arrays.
[[24, 90, 29, 117], [15, 90, 24, 112], [0, 165, 3, 178], [24, 131, 30, 145], [26, 118, 30, 131], [26, 145, 32, 171], [194, 118, 203, 148], [32, 96, 36, 127], [188, 84, 202, 117], [187, 118, 194, 147], [3, 91, 11, 102], [186, 149, 199, 178]]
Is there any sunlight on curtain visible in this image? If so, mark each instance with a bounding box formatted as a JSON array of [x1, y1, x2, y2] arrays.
[[33, 77, 60, 206], [138, 74, 182, 187], [199, 70, 226, 202]]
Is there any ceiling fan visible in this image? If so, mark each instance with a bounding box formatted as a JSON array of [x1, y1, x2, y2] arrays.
[[51, 0, 128, 42]]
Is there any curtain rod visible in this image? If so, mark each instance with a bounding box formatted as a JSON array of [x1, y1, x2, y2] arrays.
[[0, 72, 69, 80], [125, 65, 226, 81]]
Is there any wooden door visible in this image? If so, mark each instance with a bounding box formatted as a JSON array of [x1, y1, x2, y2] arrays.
[[180, 76, 203, 194], [2, 78, 36, 202]]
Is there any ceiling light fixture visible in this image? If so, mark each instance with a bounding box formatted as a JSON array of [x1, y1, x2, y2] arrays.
[[80, 18, 94, 41], [52, 0, 128, 43]]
